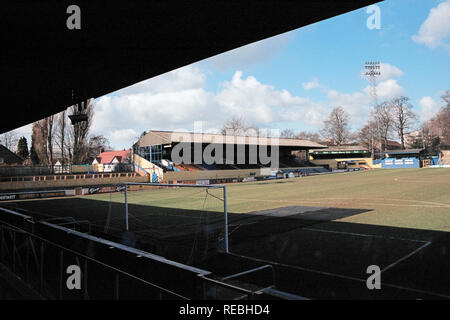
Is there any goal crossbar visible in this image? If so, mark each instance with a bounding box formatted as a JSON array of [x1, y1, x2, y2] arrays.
[[122, 182, 229, 253]]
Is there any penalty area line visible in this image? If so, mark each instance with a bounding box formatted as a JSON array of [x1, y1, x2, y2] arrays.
[[302, 227, 430, 244], [381, 241, 432, 273], [227, 252, 450, 299]]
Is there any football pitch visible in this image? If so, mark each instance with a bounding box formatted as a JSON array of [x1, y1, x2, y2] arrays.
[[84, 167, 450, 230], [2, 168, 450, 299]]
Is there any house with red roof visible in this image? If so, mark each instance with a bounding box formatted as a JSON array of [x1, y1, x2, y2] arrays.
[[92, 149, 131, 172]]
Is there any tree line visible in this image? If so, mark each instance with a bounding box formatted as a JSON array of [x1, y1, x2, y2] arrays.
[[2, 91, 449, 164], [221, 91, 449, 157], [2, 99, 111, 168]]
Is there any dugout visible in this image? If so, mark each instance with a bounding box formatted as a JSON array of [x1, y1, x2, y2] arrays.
[[383, 149, 424, 160], [382, 149, 424, 169]]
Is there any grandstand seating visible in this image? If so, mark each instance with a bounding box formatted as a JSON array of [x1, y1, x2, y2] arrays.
[[174, 164, 202, 171], [201, 163, 216, 170], [233, 164, 264, 169], [279, 167, 331, 176], [213, 163, 238, 170], [193, 164, 206, 171]]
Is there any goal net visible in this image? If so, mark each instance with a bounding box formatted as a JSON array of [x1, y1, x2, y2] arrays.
[[105, 182, 229, 265]]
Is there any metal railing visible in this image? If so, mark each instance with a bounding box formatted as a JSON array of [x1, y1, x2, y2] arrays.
[[0, 206, 274, 300], [0, 221, 189, 299]]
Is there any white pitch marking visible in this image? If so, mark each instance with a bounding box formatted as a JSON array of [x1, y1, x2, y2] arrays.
[[228, 252, 450, 299], [381, 241, 432, 273], [302, 227, 430, 243]]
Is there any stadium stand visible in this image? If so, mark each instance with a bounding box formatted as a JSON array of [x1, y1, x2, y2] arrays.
[[176, 164, 202, 171], [201, 163, 216, 171], [310, 145, 373, 170], [133, 130, 328, 183]]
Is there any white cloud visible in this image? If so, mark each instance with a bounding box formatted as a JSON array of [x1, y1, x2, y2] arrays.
[[327, 90, 372, 126], [363, 79, 405, 101], [379, 63, 404, 81], [201, 32, 294, 70], [92, 69, 330, 148], [216, 71, 325, 127], [412, 0, 450, 50], [419, 96, 439, 121], [327, 66, 406, 128], [114, 65, 206, 95], [109, 129, 138, 142], [302, 78, 321, 90], [92, 63, 410, 149]]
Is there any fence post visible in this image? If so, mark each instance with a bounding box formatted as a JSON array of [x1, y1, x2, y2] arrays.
[[125, 184, 129, 231], [223, 186, 229, 253], [0, 226, 4, 263], [83, 258, 88, 299], [115, 273, 120, 300], [40, 241, 44, 294], [59, 250, 64, 300], [12, 231, 16, 273], [25, 236, 30, 282]]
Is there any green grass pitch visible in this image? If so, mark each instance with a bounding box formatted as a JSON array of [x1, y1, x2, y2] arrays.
[[89, 168, 450, 232]]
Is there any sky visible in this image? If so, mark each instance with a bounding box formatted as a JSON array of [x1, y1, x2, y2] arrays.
[[8, 0, 450, 150]]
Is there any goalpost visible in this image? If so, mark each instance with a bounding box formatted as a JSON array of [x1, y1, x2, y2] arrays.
[[122, 182, 229, 253]]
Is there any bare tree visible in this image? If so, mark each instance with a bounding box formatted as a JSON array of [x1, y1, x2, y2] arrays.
[[296, 131, 320, 142], [0, 131, 18, 151], [434, 91, 450, 147], [321, 106, 350, 146], [221, 116, 248, 135], [390, 97, 418, 149], [46, 115, 55, 169], [358, 121, 381, 156], [417, 91, 450, 151], [54, 110, 68, 165], [31, 121, 47, 165], [67, 99, 94, 164], [372, 101, 394, 153], [280, 129, 296, 138], [420, 122, 436, 151], [88, 135, 111, 161], [32, 115, 56, 169]]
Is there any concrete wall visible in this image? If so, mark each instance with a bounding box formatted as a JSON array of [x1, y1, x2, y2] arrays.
[[133, 153, 164, 179], [382, 158, 420, 169]]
